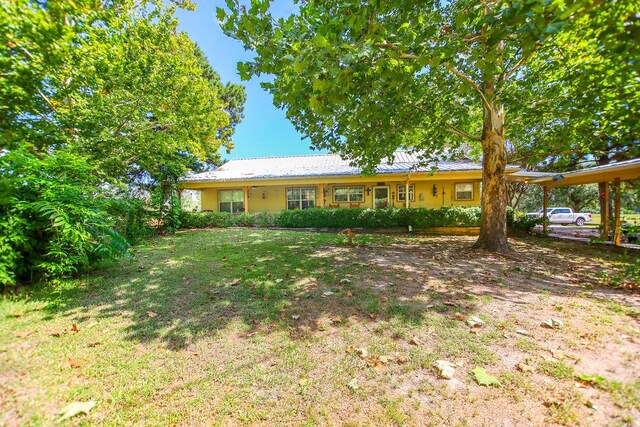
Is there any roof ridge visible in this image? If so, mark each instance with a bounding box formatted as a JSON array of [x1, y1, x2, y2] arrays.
[[221, 150, 416, 163]]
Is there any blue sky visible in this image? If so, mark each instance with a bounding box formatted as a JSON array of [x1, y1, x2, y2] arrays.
[[174, 1, 324, 160]]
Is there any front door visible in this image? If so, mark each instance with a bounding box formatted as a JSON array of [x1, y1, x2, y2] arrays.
[[373, 186, 389, 208]]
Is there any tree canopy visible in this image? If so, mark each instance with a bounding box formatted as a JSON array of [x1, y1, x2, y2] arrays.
[[0, 0, 245, 285], [219, 0, 637, 252]]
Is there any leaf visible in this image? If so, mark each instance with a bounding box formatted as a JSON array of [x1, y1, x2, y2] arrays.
[[71, 323, 79, 333], [55, 400, 96, 422], [347, 378, 359, 390], [66, 358, 83, 368], [14, 330, 35, 338], [346, 290, 354, 297], [434, 360, 456, 379], [472, 367, 502, 387], [542, 318, 564, 329], [409, 336, 422, 346], [517, 362, 534, 373], [146, 311, 157, 318]]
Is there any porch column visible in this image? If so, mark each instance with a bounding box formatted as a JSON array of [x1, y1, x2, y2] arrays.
[[244, 186, 249, 213], [542, 185, 548, 234], [405, 181, 410, 208], [319, 183, 325, 208], [601, 182, 610, 240], [613, 178, 621, 246]]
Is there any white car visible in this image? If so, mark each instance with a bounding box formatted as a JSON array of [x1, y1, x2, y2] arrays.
[[525, 207, 592, 226]]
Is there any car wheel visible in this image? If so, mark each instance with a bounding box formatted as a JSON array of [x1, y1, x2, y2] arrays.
[[561, 223, 569, 226], [575, 218, 585, 226]]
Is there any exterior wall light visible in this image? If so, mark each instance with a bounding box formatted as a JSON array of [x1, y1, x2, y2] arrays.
[[432, 184, 438, 197]]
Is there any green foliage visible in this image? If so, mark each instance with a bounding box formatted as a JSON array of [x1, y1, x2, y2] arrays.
[[107, 196, 154, 243], [218, 0, 634, 250], [0, 0, 245, 285], [180, 207, 485, 230], [510, 213, 544, 234], [0, 150, 129, 287]]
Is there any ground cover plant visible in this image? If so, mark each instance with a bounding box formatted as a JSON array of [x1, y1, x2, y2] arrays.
[[1, 229, 639, 425]]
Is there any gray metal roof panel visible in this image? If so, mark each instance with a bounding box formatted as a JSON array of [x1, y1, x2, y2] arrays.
[[180, 151, 517, 182]]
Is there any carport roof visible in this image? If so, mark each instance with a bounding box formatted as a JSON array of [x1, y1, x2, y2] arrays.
[[530, 158, 640, 187]]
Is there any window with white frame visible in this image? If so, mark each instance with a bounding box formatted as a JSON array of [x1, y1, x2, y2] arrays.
[[397, 184, 415, 202], [454, 182, 474, 201], [333, 186, 364, 203], [219, 190, 245, 213], [287, 188, 315, 210]]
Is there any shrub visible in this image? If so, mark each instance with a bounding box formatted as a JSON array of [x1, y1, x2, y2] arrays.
[[179, 206, 485, 230], [0, 150, 130, 287], [510, 212, 544, 233]]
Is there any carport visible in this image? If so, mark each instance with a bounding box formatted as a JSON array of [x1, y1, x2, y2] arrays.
[[522, 158, 640, 245]]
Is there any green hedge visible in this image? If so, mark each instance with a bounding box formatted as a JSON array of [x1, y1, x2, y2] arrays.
[[180, 207, 489, 229]]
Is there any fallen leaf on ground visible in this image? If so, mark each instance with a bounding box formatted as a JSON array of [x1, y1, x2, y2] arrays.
[[396, 355, 409, 364], [146, 311, 157, 318], [347, 378, 359, 390], [291, 314, 300, 320], [516, 329, 530, 336], [542, 318, 564, 329], [330, 317, 342, 324], [466, 316, 485, 328], [56, 401, 96, 422], [443, 301, 458, 307], [66, 358, 83, 368], [15, 330, 35, 338], [347, 290, 354, 297], [409, 336, 422, 346], [355, 347, 368, 358], [51, 330, 67, 337], [453, 312, 465, 321], [517, 362, 534, 373], [340, 278, 352, 284], [472, 367, 502, 387], [434, 360, 456, 379], [71, 324, 79, 333], [9, 312, 23, 318], [88, 342, 102, 348], [229, 278, 241, 286], [322, 291, 335, 297], [299, 378, 308, 386]]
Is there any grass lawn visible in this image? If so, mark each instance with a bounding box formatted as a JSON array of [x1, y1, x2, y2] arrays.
[[1, 229, 639, 426]]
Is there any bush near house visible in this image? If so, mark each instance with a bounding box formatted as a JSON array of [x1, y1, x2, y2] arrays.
[[180, 207, 489, 229]]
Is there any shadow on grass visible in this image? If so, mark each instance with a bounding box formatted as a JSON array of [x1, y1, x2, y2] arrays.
[[30, 229, 639, 350]]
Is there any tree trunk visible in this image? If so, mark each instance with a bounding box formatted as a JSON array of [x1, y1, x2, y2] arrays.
[[473, 84, 511, 252]]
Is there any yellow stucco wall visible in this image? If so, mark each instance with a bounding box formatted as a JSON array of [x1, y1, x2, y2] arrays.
[[184, 173, 482, 213]]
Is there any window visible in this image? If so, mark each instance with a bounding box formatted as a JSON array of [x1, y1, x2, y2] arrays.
[[454, 183, 474, 201], [219, 190, 244, 213], [334, 186, 364, 203], [287, 188, 315, 210], [397, 184, 415, 202]]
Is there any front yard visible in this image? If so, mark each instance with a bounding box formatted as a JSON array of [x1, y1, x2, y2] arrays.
[[1, 229, 639, 426]]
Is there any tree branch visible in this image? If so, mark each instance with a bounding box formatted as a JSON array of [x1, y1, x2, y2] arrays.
[[445, 64, 491, 110], [444, 124, 482, 142], [35, 87, 57, 113], [502, 49, 536, 81]]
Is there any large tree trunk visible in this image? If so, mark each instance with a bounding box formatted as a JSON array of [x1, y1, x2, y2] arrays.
[[473, 86, 511, 252]]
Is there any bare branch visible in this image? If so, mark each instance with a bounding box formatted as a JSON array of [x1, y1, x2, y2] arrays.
[[445, 64, 491, 110]]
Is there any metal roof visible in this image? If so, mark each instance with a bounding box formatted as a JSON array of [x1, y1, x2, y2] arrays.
[[180, 151, 518, 183], [530, 158, 640, 187]]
